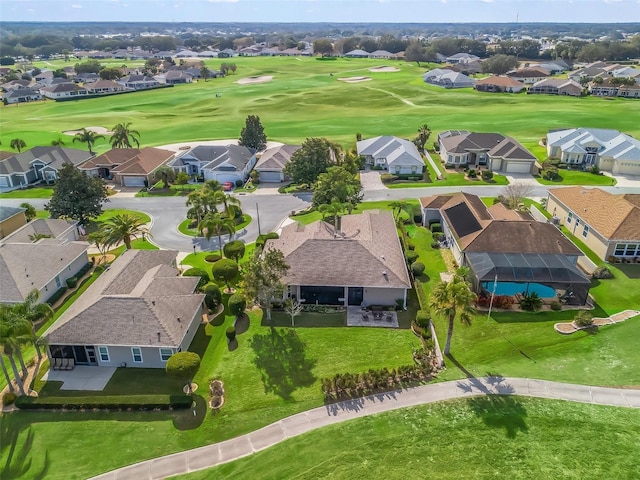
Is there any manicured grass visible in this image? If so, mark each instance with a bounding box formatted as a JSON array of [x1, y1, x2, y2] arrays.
[[135, 183, 201, 197], [291, 199, 419, 225], [97, 209, 151, 224], [387, 172, 509, 188], [536, 169, 617, 186], [0, 186, 54, 199], [2, 57, 639, 152], [178, 214, 252, 237], [108, 238, 159, 254], [269, 310, 347, 328], [173, 397, 640, 480]]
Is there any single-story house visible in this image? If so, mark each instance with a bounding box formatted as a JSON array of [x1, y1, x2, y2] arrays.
[[356, 136, 425, 174], [40, 82, 88, 100], [546, 187, 640, 262], [266, 210, 411, 308], [0, 146, 94, 188], [174, 49, 199, 58], [109, 147, 176, 187], [420, 193, 590, 305], [438, 131, 537, 174], [0, 218, 89, 304], [617, 84, 640, 99], [528, 78, 582, 97], [369, 50, 398, 59], [474, 75, 526, 93], [84, 79, 127, 94], [2, 87, 42, 104], [155, 71, 193, 85], [344, 49, 370, 58], [445, 53, 480, 64], [546, 128, 640, 175], [507, 67, 551, 85], [43, 250, 205, 368], [253, 144, 301, 183], [169, 144, 257, 184], [0, 206, 27, 239], [423, 69, 475, 89], [78, 148, 144, 180], [117, 75, 159, 90]]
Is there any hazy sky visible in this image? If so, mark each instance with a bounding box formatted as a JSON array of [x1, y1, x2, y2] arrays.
[[2, 0, 639, 23]]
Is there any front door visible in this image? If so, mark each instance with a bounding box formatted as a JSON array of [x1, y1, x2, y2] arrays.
[[73, 345, 88, 364], [85, 346, 98, 365], [348, 287, 364, 306]]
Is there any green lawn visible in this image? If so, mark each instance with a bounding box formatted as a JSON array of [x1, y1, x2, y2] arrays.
[[536, 169, 617, 186], [0, 186, 54, 199], [291, 199, 419, 225], [135, 182, 201, 197], [173, 397, 640, 480], [2, 57, 639, 152], [387, 171, 509, 188]]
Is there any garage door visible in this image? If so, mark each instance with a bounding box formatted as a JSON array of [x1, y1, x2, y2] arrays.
[[258, 170, 282, 183], [123, 176, 146, 187], [505, 162, 532, 174], [615, 163, 640, 176], [0, 177, 8, 187]]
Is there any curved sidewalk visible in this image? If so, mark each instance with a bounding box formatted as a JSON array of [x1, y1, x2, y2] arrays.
[[91, 377, 640, 480]]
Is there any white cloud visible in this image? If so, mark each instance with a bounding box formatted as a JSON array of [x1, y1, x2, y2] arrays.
[[480, 0, 495, 3], [207, 0, 239, 3], [71, 3, 82, 8]]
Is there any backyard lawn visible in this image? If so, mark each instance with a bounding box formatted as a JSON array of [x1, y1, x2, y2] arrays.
[[173, 397, 640, 480]]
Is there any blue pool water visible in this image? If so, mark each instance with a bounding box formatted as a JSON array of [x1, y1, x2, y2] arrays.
[[481, 281, 556, 298]]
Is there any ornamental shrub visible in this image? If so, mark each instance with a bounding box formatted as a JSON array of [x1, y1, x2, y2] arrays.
[[429, 223, 442, 233], [211, 259, 239, 290], [411, 261, 426, 276], [415, 310, 431, 329], [66, 276, 78, 288], [481, 170, 494, 181], [380, 173, 398, 183], [228, 293, 246, 317], [226, 326, 236, 341], [166, 352, 201, 393], [550, 301, 562, 311], [592, 266, 614, 279], [3, 392, 17, 406], [574, 311, 594, 327], [223, 240, 246, 263], [204, 284, 222, 310], [205, 254, 221, 263], [405, 251, 419, 264], [182, 267, 210, 290]]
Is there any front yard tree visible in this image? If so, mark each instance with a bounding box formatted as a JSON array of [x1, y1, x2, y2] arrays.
[[166, 352, 201, 394], [481, 54, 519, 75], [284, 137, 339, 185], [284, 298, 303, 327], [238, 115, 267, 153], [100, 213, 152, 250], [19, 202, 36, 222], [10, 138, 26, 153], [416, 124, 431, 151], [429, 274, 477, 356], [212, 258, 239, 293], [405, 40, 428, 66], [312, 166, 363, 209], [242, 248, 290, 322], [153, 166, 176, 189], [45, 163, 109, 226], [223, 240, 246, 264], [199, 212, 236, 251], [503, 182, 534, 209]]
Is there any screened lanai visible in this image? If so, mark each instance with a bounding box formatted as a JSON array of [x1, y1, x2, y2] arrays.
[[466, 252, 591, 306]]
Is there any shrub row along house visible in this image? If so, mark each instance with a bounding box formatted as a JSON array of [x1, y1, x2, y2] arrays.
[[44, 250, 205, 368], [421, 193, 591, 305]]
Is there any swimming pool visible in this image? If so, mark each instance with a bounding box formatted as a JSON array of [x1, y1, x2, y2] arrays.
[[481, 281, 556, 298]]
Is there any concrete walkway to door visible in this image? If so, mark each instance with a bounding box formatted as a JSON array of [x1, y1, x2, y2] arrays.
[[90, 376, 640, 480], [43, 366, 116, 391]]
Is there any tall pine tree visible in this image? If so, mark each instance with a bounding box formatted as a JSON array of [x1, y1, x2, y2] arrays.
[[238, 115, 267, 153], [45, 163, 109, 225]]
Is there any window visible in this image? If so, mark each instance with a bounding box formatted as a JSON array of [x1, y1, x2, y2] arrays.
[[411, 166, 417, 173], [160, 348, 173, 362], [98, 346, 110, 362], [131, 347, 143, 363], [55, 275, 62, 288], [567, 212, 573, 224], [582, 224, 589, 238]]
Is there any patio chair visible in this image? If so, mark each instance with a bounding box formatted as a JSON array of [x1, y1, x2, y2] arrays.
[[67, 358, 75, 370], [60, 358, 69, 370], [52, 358, 62, 370]]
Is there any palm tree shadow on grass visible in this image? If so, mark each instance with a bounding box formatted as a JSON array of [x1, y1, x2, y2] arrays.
[[249, 328, 316, 400], [466, 394, 528, 439], [1, 422, 50, 480]]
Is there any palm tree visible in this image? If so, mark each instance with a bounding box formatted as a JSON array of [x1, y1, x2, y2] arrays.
[[388, 200, 411, 221], [6, 289, 52, 360], [429, 275, 477, 356], [110, 122, 141, 149], [211, 190, 241, 217], [417, 123, 431, 151], [186, 190, 207, 226], [153, 166, 176, 189], [51, 137, 66, 147], [10, 138, 26, 153], [318, 200, 346, 233], [73, 128, 104, 154], [198, 212, 236, 251], [100, 213, 152, 250], [19, 202, 37, 222], [0, 307, 33, 395], [88, 228, 113, 264]]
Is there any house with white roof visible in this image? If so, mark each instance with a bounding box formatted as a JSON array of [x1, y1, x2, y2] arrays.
[[445, 53, 480, 64], [357, 136, 424, 175], [546, 128, 640, 176], [169, 144, 257, 184], [423, 69, 475, 89]]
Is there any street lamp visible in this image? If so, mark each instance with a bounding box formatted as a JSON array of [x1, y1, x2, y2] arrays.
[[193, 245, 197, 255]]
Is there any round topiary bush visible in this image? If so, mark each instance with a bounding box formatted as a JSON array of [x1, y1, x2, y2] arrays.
[[204, 284, 222, 310], [3, 392, 17, 406], [405, 251, 419, 264], [66, 276, 78, 289], [228, 293, 246, 318], [182, 268, 210, 290], [205, 254, 221, 263], [226, 326, 236, 341], [592, 266, 614, 279], [223, 240, 246, 263], [411, 261, 426, 276], [211, 259, 239, 291], [574, 311, 594, 327], [406, 241, 416, 251], [431, 241, 440, 249], [165, 351, 201, 394]]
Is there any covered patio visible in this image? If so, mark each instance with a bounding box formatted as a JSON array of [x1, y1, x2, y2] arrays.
[[466, 252, 592, 306], [347, 307, 399, 328], [42, 366, 116, 391]]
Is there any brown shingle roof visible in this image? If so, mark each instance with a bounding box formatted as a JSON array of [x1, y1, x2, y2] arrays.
[[549, 187, 640, 240], [111, 147, 174, 175], [255, 144, 301, 171], [475, 75, 525, 88], [44, 250, 204, 347], [266, 210, 410, 289], [79, 148, 140, 169]]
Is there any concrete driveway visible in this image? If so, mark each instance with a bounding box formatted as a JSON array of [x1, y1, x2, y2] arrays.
[[360, 170, 385, 190]]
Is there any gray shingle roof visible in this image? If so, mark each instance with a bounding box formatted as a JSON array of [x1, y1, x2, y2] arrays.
[[255, 145, 301, 171], [175, 145, 254, 172], [44, 250, 204, 348], [266, 210, 410, 289], [0, 206, 25, 223], [0, 218, 77, 244], [0, 146, 93, 175]]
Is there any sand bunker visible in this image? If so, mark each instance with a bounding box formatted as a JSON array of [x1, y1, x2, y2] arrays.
[[236, 75, 273, 85], [369, 66, 401, 73], [338, 76, 372, 83], [64, 126, 113, 136]]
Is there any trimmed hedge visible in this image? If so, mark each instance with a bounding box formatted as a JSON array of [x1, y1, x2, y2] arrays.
[[228, 293, 246, 317], [77, 262, 93, 277], [183, 267, 210, 290], [204, 284, 222, 309], [429, 223, 442, 233], [66, 276, 78, 288], [205, 254, 221, 263], [411, 261, 426, 276], [45, 287, 68, 306], [15, 394, 192, 410], [256, 232, 279, 248]]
